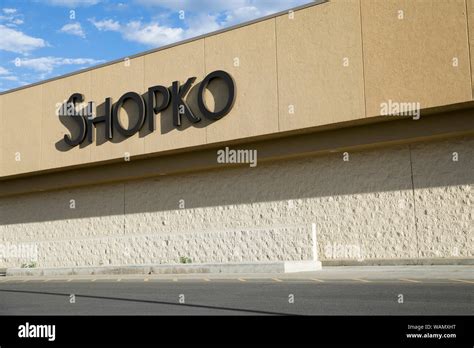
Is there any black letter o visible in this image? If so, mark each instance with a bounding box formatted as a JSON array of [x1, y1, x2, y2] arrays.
[[197, 70, 235, 120], [112, 92, 146, 137]]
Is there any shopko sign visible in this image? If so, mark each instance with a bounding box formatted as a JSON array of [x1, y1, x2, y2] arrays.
[[59, 70, 235, 147]]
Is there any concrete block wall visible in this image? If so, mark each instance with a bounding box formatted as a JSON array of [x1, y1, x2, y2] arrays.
[[0, 136, 472, 268]]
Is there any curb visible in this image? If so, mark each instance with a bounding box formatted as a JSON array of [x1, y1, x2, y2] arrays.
[[3, 260, 322, 277], [322, 258, 474, 266]]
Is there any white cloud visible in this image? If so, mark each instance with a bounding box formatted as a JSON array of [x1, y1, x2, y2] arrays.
[[134, 0, 310, 15], [0, 75, 19, 81], [223, 6, 262, 25], [11, 18, 24, 25], [2, 8, 17, 14], [134, 0, 249, 12], [13, 56, 104, 73], [182, 13, 220, 37], [0, 66, 10, 75], [0, 25, 46, 53], [89, 15, 220, 48], [89, 15, 218, 48], [1, 7, 24, 27], [0, 66, 25, 85], [90, 18, 183, 47], [122, 21, 183, 46], [218, 1, 311, 26], [59, 22, 85, 38], [41, 0, 100, 7], [89, 18, 120, 31]]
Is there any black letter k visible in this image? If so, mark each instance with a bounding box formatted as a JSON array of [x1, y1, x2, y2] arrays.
[[171, 77, 200, 127]]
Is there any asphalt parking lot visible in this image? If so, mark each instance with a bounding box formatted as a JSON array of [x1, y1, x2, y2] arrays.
[[0, 266, 472, 315]]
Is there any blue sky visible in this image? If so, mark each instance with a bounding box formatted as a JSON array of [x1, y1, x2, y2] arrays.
[[0, 0, 312, 92]]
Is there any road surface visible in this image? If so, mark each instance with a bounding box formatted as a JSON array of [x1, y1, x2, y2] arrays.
[[0, 271, 472, 315]]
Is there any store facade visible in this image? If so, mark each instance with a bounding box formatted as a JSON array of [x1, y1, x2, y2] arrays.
[[0, 0, 473, 269]]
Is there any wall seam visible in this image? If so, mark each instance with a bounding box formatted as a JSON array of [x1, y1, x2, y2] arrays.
[[88, 71, 92, 163], [465, 0, 474, 100], [408, 144, 420, 259], [39, 86, 43, 172], [0, 95, 2, 177], [274, 17, 281, 132], [203, 38, 208, 144], [142, 55, 146, 155], [123, 182, 126, 237], [358, 0, 368, 118]]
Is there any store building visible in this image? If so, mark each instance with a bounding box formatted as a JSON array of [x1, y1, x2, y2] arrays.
[[0, 0, 473, 271]]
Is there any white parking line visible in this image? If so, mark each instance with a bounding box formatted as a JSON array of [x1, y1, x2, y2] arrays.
[[91, 279, 97, 282], [399, 278, 421, 283], [172, 278, 178, 282], [272, 278, 283, 282], [144, 278, 149, 282], [450, 279, 474, 284], [310, 278, 325, 283], [238, 278, 246, 282], [203, 278, 211, 282], [117, 278, 122, 282], [353, 278, 371, 283]]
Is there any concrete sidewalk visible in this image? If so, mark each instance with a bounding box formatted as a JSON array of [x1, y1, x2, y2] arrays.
[[309, 265, 474, 280], [2, 260, 322, 277], [1, 265, 472, 282]]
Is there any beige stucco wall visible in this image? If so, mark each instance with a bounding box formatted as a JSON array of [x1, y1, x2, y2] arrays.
[[361, 0, 473, 117], [0, 136, 471, 268], [468, 0, 474, 95], [276, 0, 365, 131], [1, 0, 473, 178], [1, 86, 43, 176]]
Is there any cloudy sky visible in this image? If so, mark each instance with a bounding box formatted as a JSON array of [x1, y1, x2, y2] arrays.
[[0, 0, 312, 92]]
